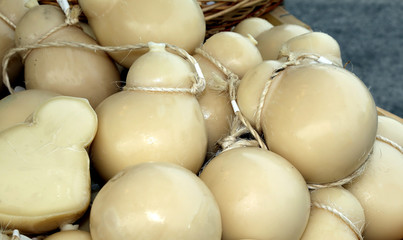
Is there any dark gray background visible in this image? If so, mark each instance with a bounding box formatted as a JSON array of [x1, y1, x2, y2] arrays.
[[283, 0, 402, 118]]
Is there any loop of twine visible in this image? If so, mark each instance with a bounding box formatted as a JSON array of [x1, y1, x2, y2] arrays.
[[21, 5, 82, 63], [218, 115, 259, 153], [307, 147, 373, 190], [0, 11, 16, 30], [195, 47, 268, 150], [312, 201, 364, 240], [376, 135, 403, 154], [2, 41, 206, 96]]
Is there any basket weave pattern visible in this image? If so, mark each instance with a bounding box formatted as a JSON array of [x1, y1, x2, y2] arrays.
[[39, 0, 283, 37]]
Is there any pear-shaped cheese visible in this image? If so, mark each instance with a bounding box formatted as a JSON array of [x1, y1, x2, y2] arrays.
[[0, 96, 97, 234], [15, 5, 120, 108], [91, 43, 207, 181]]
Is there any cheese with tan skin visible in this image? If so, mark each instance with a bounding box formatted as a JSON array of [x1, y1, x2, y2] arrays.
[[345, 116, 403, 240], [301, 187, 365, 240], [15, 5, 120, 108], [261, 64, 377, 184], [200, 147, 310, 240], [0, 96, 97, 234], [91, 43, 207, 181], [0, 0, 30, 94], [90, 162, 222, 240], [0, 89, 60, 132], [377, 115, 403, 146], [78, 0, 205, 68], [279, 31, 343, 67], [256, 23, 311, 60]]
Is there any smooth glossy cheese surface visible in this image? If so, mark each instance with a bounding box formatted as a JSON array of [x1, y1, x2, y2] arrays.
[[78, 0, 206, 68], [261, 64, 377, 184], [200, 147, 310, 240], [90, 162, 222, 240]]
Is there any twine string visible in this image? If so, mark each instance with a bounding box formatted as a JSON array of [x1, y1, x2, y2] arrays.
[[195, 47, 267, 150], [307, 147, 373, 190], [0, 11, 16, 30], [218, 115, 259, 153], [2, 41, 206, 95], [21, 4, 82, 63], [376, 135, 403, 154], [312, 201, 364, 240]]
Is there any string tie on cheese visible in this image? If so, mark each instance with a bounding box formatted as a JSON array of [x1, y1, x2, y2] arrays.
[[20, 4, 82, 63], [312, 201, 364, 240], [253, 53, 376, 190], [195, 47, 267, 150], [376, 135, 403, 154], [2, 41, 206, 96], [307, 147, 372, 190]]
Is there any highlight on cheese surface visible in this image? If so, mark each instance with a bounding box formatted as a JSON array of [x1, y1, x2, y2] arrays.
[[200, 147, 310, 240], [90, 162, 222, 240], [0, 96, 97, 234]]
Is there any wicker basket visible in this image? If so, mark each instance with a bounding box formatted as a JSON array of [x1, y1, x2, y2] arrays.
[[38, 0, 283, 37]]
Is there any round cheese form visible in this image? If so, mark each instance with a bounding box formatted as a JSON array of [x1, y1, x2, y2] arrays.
[[45, 230, 92, 240], [201, 31, 263, 78], [193, 53, 233, 156], [0, 89, 60, 132], [256, 24, 311, 60], [261, 64, 377, 184], [78, 0, 205, 68], [233, 17, 273, 38], [345, 128, 403, 239], [200, 147, 310, 239], [90, 162, 222, 240], [91, 44, 207, 180], [279, 31, 343, 67], [237, 60, 283, 128], [377, 115, 403, 147], [0, 0, 29, 94], [301, 187, 365, 240], [15, 5, 120, 108]]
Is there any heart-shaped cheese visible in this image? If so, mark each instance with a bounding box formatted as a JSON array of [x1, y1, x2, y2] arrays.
[[0, 96, 97, 234]]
